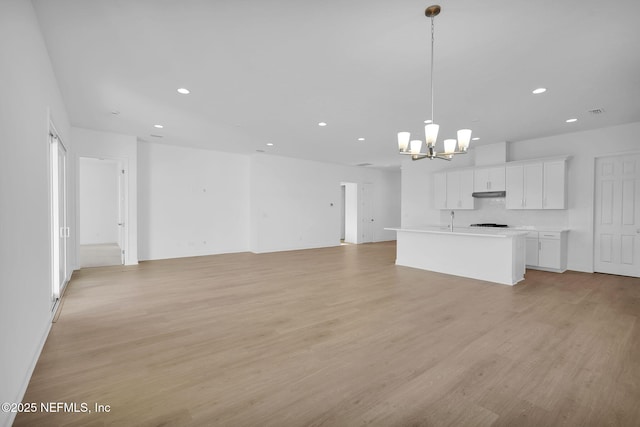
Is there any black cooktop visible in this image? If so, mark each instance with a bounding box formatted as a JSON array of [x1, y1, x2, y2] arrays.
[[469, 223, 509, 228]]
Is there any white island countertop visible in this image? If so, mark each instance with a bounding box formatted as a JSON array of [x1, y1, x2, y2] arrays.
[[385, 226, 529, 238]]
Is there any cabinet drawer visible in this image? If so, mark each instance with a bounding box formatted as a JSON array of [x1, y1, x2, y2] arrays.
[[539, 231, 561, 239]]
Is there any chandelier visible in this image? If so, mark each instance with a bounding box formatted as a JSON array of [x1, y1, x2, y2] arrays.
[[397, 5, 471, 161]]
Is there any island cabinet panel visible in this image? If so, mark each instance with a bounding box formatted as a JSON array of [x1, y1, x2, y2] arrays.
[[445, 169, 475, 210], [474, 166, 506, 192], [387, 227, 528, 285]]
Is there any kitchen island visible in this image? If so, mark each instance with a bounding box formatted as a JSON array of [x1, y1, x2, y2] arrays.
[[385, 226, 528, 285]]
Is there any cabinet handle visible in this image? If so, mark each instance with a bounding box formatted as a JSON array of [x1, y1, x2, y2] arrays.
[[538, 241, 541, 250]]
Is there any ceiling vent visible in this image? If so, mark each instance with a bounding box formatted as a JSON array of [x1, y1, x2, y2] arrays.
[[356, 163, 372, 167], [588, 108, 605, 115]]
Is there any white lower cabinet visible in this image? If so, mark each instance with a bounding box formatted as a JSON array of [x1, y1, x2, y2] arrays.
[[525, 232, 539, 266], [525, 230, 568, 272]]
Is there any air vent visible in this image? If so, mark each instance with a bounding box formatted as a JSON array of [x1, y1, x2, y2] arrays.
[[356, 163, 372, 167], [588, 108, 605, 115]]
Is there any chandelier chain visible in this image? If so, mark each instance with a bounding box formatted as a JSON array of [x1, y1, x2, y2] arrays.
[[430, 15, 435, 123]]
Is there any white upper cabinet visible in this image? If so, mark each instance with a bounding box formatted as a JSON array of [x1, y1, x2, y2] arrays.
[[543, 160, 567, 209], [473, 166, 506, 192], [506, 163, 543, 209], [446, 169, 475, 210], [506, 159, 567, 210]]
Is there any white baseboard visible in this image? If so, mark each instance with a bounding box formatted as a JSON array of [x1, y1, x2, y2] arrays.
[[1, 317, 53, 427]]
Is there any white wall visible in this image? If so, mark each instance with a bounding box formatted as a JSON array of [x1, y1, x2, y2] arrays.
[[0, 1, 71, 426], [79, 158, 119, 244], [137, 142, 250, 260], [72, 127, 138, 265], [250, 154, 400, 253], [401, 122, 640, 273]]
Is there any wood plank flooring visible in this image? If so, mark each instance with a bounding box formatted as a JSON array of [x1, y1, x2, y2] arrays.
[[16, 241, 640, 426]]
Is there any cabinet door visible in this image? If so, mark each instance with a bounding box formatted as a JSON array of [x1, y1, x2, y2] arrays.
[[506, 165, 524, 209], [525, 237, 539, 266], [489, 167, 506, 191], [543, 161, 566, 209], [434, 172, 447, 209], [473, 168, 490, 192], [539, 238, 561, 269], [445, 170, 475, 210], [459, 169, 475, 209], [446, 171, 460, 209], [523, 163, 543, 209]]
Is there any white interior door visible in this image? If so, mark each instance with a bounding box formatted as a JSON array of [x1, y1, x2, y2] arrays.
[[50, 131, 68, 304], [594, 154, 640, 277], [361, 183, 374, 243]]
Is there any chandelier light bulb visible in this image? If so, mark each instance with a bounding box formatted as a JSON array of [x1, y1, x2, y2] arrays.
[[425, 124, 439, 146], [398, 132, 411, 152], [410, 140, 423, 155], [457, 129, 472, 152], [444, 139, 457, 154]]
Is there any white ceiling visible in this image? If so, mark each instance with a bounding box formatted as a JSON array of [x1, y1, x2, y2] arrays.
[[32, 0, 640, 169]]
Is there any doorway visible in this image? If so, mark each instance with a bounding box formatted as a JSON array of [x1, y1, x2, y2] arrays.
[[50, 127, 69, 307], [341, 183, 358, 244], [594, 153, 640, 277], [79, 157, 125, 267], [340, 182, 375, 244], [361, 183, 375, 243]]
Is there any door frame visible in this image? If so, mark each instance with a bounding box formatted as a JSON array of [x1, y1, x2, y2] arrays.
[[78, 155, 129, 267], [49, 121, 69, 310]]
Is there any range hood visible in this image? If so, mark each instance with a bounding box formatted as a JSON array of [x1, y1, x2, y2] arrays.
[[472, 191, 506, 198]]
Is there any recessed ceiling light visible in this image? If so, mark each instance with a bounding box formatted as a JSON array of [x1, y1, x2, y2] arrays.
[[177, 88, 190, 94], [472, 137, 480, 141], [532, 88, 547, 94], [266, 143, 274, 146], [318, 122, 327, 127], [358, 137, 365, 141], [566, 118, 578, 123], [153, 124, 164, 129]]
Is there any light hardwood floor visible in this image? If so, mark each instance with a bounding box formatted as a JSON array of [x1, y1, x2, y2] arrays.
[[79, 243, 122, 268], [16, 242, 640, 426]]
